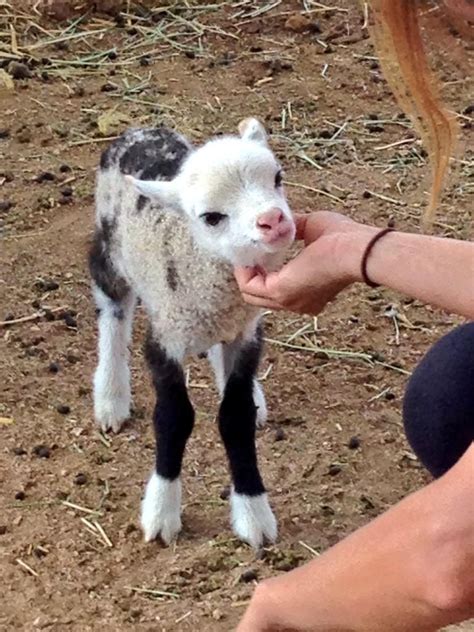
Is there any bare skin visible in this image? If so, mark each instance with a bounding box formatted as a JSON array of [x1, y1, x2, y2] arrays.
[[235, 212, 474, 320], [236, 445, 474, 632], [234, 212, 474, 631]]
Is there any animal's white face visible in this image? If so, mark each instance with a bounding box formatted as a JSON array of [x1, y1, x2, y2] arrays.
[[128, 118, 295, 268]]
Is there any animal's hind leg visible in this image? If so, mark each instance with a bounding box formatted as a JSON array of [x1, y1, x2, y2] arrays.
[[208, 325, 267, 428], [92, 284, 136, 432]]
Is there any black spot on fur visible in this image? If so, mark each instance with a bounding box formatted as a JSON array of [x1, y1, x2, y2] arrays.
[[89, 218, 129, 303], [119, 128, 189, 179], [136, 194, 148, 211], [145, 333, 195, 480], [166, 261, 179, 292]]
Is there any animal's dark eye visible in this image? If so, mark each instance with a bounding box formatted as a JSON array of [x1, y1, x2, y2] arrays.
[[201, 212, 227, 227], [275, 170, 283, 188]]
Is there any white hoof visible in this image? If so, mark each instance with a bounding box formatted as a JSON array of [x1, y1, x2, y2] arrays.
[[141, 473, 182, 545], [231, 491, 277, 549], [253, 380, 267, 429], [94, 396, 130, 433]]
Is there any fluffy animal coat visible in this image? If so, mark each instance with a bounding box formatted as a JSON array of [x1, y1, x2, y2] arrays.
[[89, 118, 295, 548]]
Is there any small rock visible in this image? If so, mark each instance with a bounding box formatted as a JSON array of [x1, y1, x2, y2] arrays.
[[0, 526, 7, 535], [8, 61, 32, 80], [34, 546, 48, 558], [17, 129, 32, 144], [124, 523, 137, 535], [385, 391, 396, 401], [72, 85, 85, 97], [462, 104, 474, 116], [274, 428, 286, 442], [101, 82, 117, 92], [35, 278, 59, 291], [328, 464, 342, 476], [14, 491, 26, 501], [66, 352, 80, 364], [0, 129, 10, 139], [0, 201, 14, 213], [36, 171, 56, 183], [13, 447, 27, 456], [348, 436, 361, 450], [56, 404, 70, 415], [33, 445, 50, 459], [284, 13, 313, 33], [74, 472, 88, 486], [362, 189, 372, 199], [0, 170, 14, 182], [63, 313, 77, 328], [48, 362, 60, 373], [60, 186, 73, 197], [240, 569, 258, 583], [59, 164, 71, 173], [219, 485, 231, 501]]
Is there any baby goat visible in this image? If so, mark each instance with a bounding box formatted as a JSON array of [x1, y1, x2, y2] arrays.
[[89, 118, 295, 548]]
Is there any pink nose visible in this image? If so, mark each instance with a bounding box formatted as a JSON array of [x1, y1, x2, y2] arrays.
[[257, 209, 284, 231]]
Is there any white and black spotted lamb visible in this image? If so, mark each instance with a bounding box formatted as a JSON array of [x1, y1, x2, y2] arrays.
[[89, 118, 295, 548]]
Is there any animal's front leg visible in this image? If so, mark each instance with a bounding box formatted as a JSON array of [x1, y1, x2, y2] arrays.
[[218, 334, 277, 549], [141, 335, 194, 545]]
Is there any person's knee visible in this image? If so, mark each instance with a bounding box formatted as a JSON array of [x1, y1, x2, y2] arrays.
[[403, 323, 474, 477]]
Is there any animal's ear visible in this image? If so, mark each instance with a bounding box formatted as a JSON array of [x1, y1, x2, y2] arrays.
[[238, 117, 268, 146], [125, 175, 182, 212]]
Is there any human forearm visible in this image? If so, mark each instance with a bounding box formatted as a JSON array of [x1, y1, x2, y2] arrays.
[[343, 230, 474, 319], [237, 445, 474, 632]]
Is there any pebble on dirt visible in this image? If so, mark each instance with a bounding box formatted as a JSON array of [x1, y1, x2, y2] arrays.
[[240, 569, 258, 583], [284, 13, 319, 33], [56, 404, 71, 415], [219, 485, 231, 500], [328, 464, 342, 476], [274, 427, 287, 442], [36, 171, 56, 183], [48, 361, 60, 373], [13, 447, 27, 456], [74, 473, 88, 486], [8, 61, 32, 80], [348, 436, 361, 450], [0, 201, 14, 213], [17, 129, 32, 144], [33, 445, 51, 459], [35, 278, 59, 292], [63, 313, 78, 328], [14, 491, 26, 501], [60, 186, 73, 197]]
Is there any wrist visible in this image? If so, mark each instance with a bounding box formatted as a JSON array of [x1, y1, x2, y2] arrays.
[[336, 225, 379, 284]]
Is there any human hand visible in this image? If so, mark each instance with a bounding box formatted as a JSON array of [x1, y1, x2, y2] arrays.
[[235, 211, 377, 316]]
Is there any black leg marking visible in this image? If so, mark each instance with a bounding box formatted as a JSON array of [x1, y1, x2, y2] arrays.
[[218, 329, 265, 496], [89, 218, 130, 303], [145, 334, 194, 480]]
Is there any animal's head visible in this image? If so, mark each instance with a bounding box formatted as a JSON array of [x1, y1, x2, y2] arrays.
[[126, 118, 295, 268]]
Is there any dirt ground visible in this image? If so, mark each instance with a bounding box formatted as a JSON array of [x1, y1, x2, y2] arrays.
[[0, 1, 472, 631]]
